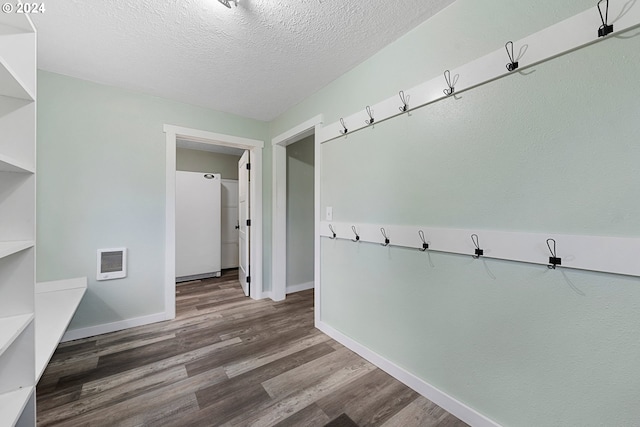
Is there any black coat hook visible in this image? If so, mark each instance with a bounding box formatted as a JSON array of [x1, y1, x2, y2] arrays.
[[443, 70, 455, 96], [597, 0, 613, 37], [399, 91, 409, 112], [547, 238, 562, 269], [365, 106, 375, 125], [418, 230, 429, 251], [471, 234, 483, 258], [351, 225, 360, 242], [505, 41, 519, 71], [380, 228, 390, 246], [339, 118, 348, 135], [328, 224, 336, 239]]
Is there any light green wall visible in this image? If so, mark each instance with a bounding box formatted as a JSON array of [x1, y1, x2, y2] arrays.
[[37, 70, 268, 331], [271, 1, 640, 426], [270, 0, 590, 135], [286, 135, 314, 288], [176, 148, 240, 179]]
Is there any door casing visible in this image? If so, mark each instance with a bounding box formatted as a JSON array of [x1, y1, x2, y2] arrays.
[[164, 124, 264, 319]]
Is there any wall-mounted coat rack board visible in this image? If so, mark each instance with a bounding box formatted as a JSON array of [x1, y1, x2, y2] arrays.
[[317, 1, 640, 144], [320, 221, 640, 278]]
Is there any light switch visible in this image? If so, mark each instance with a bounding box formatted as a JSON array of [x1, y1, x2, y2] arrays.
[[326, 207, 333, 221]]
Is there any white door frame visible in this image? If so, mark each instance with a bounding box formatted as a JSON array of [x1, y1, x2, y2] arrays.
[[164, 124, 264, 319], [271, 115, 323, 324]]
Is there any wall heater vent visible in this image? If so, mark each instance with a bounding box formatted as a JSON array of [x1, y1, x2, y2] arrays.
[[97, 248, 127, 281]]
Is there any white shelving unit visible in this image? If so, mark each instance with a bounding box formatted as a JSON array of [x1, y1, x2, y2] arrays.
[[0, 11, 37, 427], [0, 13, 86, 425]]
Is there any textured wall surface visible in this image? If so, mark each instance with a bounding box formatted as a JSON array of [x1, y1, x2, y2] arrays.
[[320, 34, 640, 426]]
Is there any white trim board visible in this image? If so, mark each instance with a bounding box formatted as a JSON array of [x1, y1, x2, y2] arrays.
[[320, 221, 640, 278], [317, 2, 640, 143], [317, 321, 501, 427], [62, 312, 169, 342]]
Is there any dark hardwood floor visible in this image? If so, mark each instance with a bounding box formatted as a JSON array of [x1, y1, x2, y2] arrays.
[[36, 270, 467, 426]]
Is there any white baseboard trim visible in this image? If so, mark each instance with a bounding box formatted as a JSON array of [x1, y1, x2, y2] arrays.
[[61, 312, 170, 342], [286, 281, 314, 294], [316, 321, 501, 427]]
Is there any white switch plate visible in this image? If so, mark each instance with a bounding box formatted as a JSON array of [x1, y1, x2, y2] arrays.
[[326, 207, 333, 221]]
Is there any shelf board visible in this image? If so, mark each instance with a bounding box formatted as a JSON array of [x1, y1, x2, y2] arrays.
[[0, 241, 33, 260], [35, 278, 87, 382], [0, 313, 33, 358], [0, 386, 34, 427], [0, 153, 34, 174], [0, 12, 35, 33], [0, 55, 34, 101]]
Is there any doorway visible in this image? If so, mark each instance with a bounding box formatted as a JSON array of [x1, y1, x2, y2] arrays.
[[284, 137, 315, 294], [271, 115, 323, 317], [175, 143, 245, 283], [164, 124, 264, 319]]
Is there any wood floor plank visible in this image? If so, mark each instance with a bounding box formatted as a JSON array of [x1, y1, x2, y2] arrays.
[[315, 368, 421, 426], [261, 347, 372, 400], [118, 393, 201, 427], [78, 337, 241, 398], [37, 269, 467, 427], [227, 351, 378, 426], [223, 330, 330, 378], [37, 356, 99, 397], [379, 396, 443, 427], [271, 403, 331, 427], [42, 368, 227, 427], [37, 366, 190, 425], [196, 342, 337, 410], [47, 333, 176, 369], [185, 324, 317, 378]]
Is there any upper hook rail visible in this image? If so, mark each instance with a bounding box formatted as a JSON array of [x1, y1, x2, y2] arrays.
[[339, 118, 348, 135], [328, 224, 336, 239], [365, 106, 375, 125], [597, 0, 614, 37], [546, 238, 562, 269], [380, 228, 390, 246], [443, 70, 455, 96], [471, 234, 483, 258], [351, 225, 360, 242], [418, 230, 429, 251], [398, 91, 409, 112], [505, 41, 519, 71]]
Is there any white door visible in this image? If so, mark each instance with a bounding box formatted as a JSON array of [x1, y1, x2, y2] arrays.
[[238, 151, 250, 296], [176, 171, 222, 281], [221, 179, 239, 269]]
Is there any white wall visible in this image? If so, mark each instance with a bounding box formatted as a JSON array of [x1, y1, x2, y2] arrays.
[[37, 71, 267, 334]]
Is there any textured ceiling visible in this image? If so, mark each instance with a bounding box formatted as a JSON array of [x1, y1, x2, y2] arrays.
[[32, 0, 455, 122]]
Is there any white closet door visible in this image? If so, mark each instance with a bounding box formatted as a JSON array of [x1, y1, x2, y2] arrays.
[[176, 171, 221, 280], [238, 151, 250, 296], [221, 179, 239, 269]]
